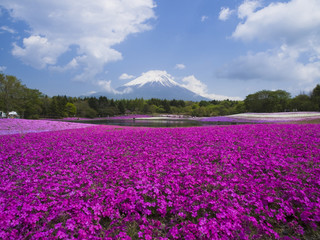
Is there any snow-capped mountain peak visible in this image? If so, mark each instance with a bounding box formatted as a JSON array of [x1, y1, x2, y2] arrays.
[[90, 70, 210, 101], [124, 70, 179, 88]]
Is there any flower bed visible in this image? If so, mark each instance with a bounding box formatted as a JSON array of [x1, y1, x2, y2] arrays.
[[200, 116, 267, 123], [229, 112, 320, 122], [202, 112, 320, 123], [0, 119, 93, 135], [63, 115, 152, 121], [0, 124, 319, 239]]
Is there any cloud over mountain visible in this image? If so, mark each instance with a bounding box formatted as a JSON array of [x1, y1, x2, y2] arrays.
[[119, 73, 135, 80], [181, 75, 241, 100]]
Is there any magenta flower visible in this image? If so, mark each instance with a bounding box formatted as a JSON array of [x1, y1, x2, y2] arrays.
[[0, 120, 319, 239]]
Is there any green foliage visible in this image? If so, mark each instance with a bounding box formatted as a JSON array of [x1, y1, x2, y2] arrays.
[[117, 101, 126, 115], [199, 100, 210, 107], [290, 94, 317, 111], [0, 73, 43, 118], [0, 74, 25, 115], [163, 100, 171, 113], [48, 98, 59, 118], [74, 101, 97, 118], [87, 97, 99, 111], [170, 99, 185, 108], [40, 95, 51, 118], [65, 102, 77, 117], [22, 88, 42, 119], [244, 90, 291, 112], [311, 84, 320, 110]]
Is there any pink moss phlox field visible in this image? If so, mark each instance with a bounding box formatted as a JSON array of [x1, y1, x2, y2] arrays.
[[200, 116, 268, 123], [63, 115, 152, 121], [106, 115, 151, 120], [201, 112, 320, 123], [0, 119, 93, 135], [1, 124, 320, 239]]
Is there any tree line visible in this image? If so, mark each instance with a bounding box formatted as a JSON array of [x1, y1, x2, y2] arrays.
[[244, 88, 320, 112], [1, 73, 320, 119]]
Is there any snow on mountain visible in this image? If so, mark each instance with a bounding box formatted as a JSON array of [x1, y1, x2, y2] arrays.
[[123, 70, 179, 88]]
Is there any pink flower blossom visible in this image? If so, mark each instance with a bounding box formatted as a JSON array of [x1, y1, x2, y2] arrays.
[[0, 121, 319, 239]]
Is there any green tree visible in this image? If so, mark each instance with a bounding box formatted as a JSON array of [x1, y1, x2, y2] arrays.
[[117, 101, 126, 114], [133, 98, 145, 112], [311, 84, 320, 110], [65, 102, 77, 117], [74, 101, 97, 118], [22, 88, 42, 119], [199, 100, 210, 107], [271, 90, 291, 112], [40, 95, 51, 118], [192, 106, 208, 117], [162, 100, 171, 113], [55, 96, 68, 117], [147, 104, 158, 114], [244, 90, 291, 112], [290, 94, 316, 111], [232, 101, 245, 114], [0, 73, 44, 118], [0, 74, 25, 115], [48, 98, 59, 118], [87, 97, 99, 112]]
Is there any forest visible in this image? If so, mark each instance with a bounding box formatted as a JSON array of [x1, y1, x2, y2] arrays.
[[1, 73, 320, 119]]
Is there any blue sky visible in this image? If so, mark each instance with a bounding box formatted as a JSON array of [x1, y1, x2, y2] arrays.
[[0, 0, 320, 100]]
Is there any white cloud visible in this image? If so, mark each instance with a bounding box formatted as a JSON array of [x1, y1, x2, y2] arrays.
[[0, 66, 7, 71], [220, 0, 320, 93], [181, 75, 207, 96], [216, 50, 320, 86], [233, 0, 320, 50], [0, 0, 156, 79], [12, 35, 67, 69], [97, 80, 132, 94], [97, 80, 115, 93], [174, 63, 186, 70], [237, 0, 261, 19], [86, 91, 97, 95], [0, 26, 16, 34], [201, 16, 208, 22], [218, 7, 234, 21], [119, 73, 135, 80], [181, 75, 241, 100], [49, 56, 84, 72]]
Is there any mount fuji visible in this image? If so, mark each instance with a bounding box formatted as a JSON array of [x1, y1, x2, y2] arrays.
[[91, 70, 209, 101]]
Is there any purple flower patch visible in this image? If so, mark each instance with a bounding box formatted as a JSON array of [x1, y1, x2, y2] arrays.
[[0, 122, 319, 239]]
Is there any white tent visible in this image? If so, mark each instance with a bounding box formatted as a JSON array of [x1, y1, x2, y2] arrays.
[[0, 111, 6, 118], [8, 111, 19, 118]]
